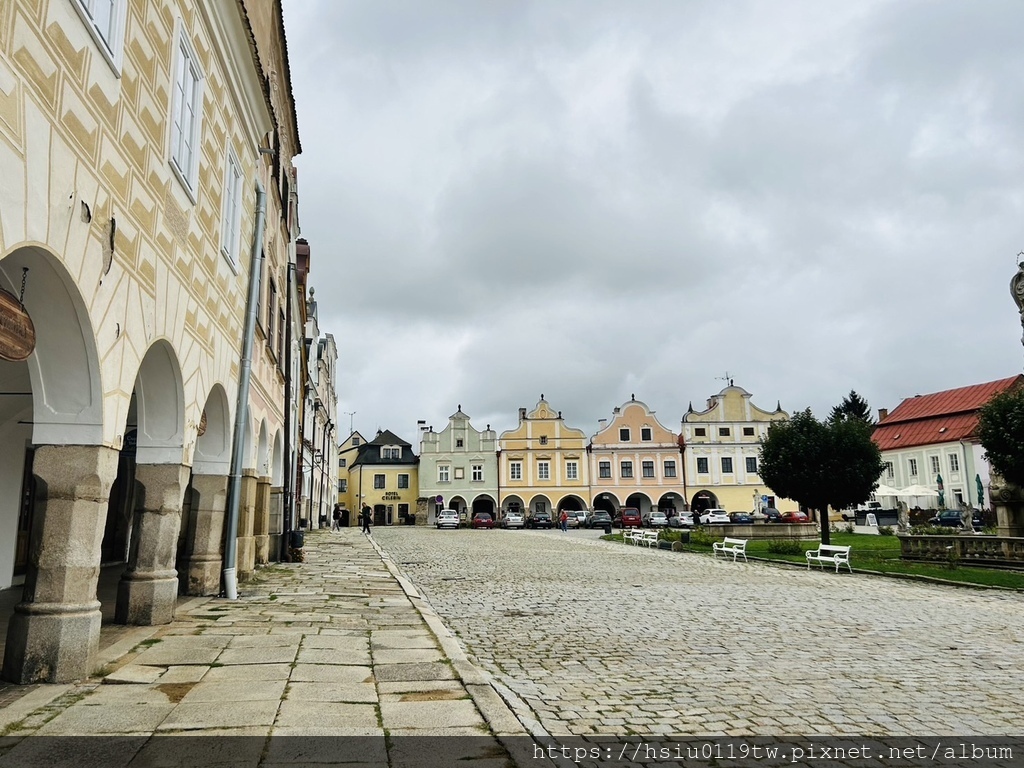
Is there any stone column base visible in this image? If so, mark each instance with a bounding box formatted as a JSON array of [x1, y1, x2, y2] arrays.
[[116, 572, 179, 625], [2, 601, 101, 684]]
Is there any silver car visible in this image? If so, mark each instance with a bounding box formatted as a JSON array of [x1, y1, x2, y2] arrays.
[[501, 511, 525, 529]]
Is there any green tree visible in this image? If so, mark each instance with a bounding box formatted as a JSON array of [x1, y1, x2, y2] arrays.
[[830, 390, 874, 425], [977, 386, 1024, 488], [759, 408, 885, 544]]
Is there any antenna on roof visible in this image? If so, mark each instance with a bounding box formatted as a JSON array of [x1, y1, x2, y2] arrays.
[[716, 372, 734, 387]]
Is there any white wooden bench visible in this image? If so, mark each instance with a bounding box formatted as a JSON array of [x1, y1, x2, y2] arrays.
[[637, 530, 660, 548], [806, 543, 852, 573], [622, 529, 642, 545], [712, 537, 748, 562]]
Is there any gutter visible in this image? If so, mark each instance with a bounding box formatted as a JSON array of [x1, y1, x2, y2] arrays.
[[223, 181, 267, 600]]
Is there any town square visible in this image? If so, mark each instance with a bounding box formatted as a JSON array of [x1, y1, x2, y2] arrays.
[[2, 0, 1024, 766]]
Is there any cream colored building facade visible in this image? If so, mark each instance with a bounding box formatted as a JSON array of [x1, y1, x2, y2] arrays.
[[0, 0, 304, 684], [590, 397, 686, 517], [499, 397, 589, 517], [681, 383, 797, 514]]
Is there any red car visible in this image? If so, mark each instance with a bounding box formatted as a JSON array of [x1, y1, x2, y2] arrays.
[[471, 512, 495, 529], [614, 508, 642, 528], [779, 511, 809, 523]]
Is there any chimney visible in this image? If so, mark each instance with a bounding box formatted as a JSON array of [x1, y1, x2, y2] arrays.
[[878, 408, 888, 422]]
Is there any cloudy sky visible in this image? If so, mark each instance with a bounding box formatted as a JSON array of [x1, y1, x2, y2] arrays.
[[282, 0, 1024, 444]]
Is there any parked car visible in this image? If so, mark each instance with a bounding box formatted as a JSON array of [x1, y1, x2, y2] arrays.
[[614, 508, 642, 528], [501, 511, 525, 529], [779, 510, 809, 523], [729, 511, 755, 525], [471, 512, 495, 529], [436, 511, 460, 529], [761, 507, 783, 523], [586, 510, 613, 529], [699, 509, 730, 525], [841, 501, 882, 522], [929, 509, 983, 531], [643, 511, 669, 528], [667, 512, 694, 528], [561, 511, 582, 529], [526, 511, 553, 529]]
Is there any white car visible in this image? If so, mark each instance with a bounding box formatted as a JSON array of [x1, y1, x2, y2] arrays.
[[501, 511, 525, 529], [643, 511, 669, 528], [436, 511, 460, 529], [699, 509, 730, 525]]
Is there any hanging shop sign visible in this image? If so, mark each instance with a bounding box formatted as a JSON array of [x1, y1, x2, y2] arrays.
[[0, 288, 35, 362]]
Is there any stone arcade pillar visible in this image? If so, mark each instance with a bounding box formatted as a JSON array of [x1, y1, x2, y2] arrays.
[[989, 474, 1024, 538], [2, 445, 119, 684], [182, 473, 227, 595], [115, 463, 189, 625], [237, 469, 258, 580], [254, 476, 271, 565]]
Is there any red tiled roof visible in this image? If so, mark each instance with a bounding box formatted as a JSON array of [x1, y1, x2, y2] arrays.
[[873, 375, 1023, 451]]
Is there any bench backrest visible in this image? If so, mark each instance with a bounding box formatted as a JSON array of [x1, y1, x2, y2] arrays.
[[815, 544, 850, 555], [722, 537, 747, 547]]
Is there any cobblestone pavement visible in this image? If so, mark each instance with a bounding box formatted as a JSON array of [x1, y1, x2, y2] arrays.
[[372, 527, 1024, 737]]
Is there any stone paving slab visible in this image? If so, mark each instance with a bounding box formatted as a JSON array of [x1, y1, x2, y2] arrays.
[[0, 530, 528, 767]]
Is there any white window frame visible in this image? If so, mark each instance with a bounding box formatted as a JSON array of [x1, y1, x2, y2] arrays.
[[930, 455, 940, 475], [908, 458, 918, 477], [509, 461, 522, 481], [220, 149, 243, 270], [471, 464, 483, 482], [438, 465, 450, 483], [72, 0, 127, 73], [885, 461, 894, 479], [663, 460, 676, 478], [641, 460, 655, 478], [537, 461, 550, 481], [565, 461, 578, 481], [948, 453, 959, 472], [599, 461, 611, 479], [169, 23, 204, 200], [620, 460, 633, 479]]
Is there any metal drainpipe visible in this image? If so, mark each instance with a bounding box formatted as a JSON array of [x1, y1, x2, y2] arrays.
[[223, 182, 266, 600], [281, 263, 295, 561]]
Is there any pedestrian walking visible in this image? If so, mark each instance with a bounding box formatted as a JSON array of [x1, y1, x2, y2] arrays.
[[331, 505, 342, 531], [361, 505, 372, 535], [559, 510, 568, 532]]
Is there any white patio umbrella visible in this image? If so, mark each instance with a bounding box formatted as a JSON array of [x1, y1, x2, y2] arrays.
[[898, 484, 940, 497], [873, 483, 901, 497]]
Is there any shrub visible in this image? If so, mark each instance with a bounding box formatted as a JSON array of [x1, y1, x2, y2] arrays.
[[766, 539, 804, 555], [688, 528, 721, 547], [877, 526, 895, 536], [910, 525, 954, 536], [844, 522, 855, 534]]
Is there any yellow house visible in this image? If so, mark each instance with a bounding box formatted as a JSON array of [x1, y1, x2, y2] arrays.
[[499, 396, 589, 518], [349, 430, 419, 526], [682, 382, 797, 514], [590, 397, 686, 517]]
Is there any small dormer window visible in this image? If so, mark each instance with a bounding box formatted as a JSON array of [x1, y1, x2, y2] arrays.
[[381, 446, 401, 460]]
